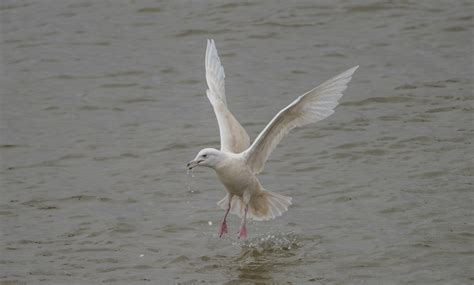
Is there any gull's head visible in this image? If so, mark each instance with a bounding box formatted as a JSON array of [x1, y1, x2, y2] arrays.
[[187, 148, 223, 170]]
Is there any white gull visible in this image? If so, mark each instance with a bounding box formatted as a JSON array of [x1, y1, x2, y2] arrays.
[[187, 39, 358, 239]]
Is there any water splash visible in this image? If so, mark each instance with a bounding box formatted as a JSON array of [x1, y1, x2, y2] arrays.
[[237, 231, 300, 254], [185, 168, 195, 192], [186, 168, 195, 178]]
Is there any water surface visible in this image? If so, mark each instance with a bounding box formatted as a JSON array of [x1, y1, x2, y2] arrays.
[[1, 0, 473, 284]]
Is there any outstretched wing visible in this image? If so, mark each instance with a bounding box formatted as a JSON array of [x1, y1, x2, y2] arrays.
[[205, 39, 250, 153], [243, 66, 359, 174]]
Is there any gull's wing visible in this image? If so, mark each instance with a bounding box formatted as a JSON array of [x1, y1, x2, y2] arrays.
[[205, 39, 250, 153], [243, 66, 359, 174]]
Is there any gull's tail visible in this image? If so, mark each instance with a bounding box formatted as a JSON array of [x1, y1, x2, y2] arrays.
[[217, 190, 292, 221]]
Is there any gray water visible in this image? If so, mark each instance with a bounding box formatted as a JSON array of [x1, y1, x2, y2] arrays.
[[1, 0, 473, 284]]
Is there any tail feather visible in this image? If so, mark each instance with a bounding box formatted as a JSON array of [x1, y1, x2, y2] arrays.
[[217, 194, 242, 217], [217, 190, 292, 221], [269, 199, 285, 214]]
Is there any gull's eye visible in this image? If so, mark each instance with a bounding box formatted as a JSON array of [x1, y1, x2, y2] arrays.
[[202, 154, 207, 158]]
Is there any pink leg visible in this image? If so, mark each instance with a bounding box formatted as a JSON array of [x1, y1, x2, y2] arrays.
[[238, 204, 249, 239], [219, 197, 232, 238]]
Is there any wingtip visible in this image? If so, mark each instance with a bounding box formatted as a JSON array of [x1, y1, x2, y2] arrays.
[[343, 65, 359, 78], [349, 65, 359, 71]]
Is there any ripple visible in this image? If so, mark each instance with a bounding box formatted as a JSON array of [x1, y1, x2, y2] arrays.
[[0, 210, 16, 217], [103, 70, 145, 78], [443, 26, 466, 32], [93, 152, 139, 161], [131, 22, 157, 27], [378, 115, 401, 121], [216, 2, 257, 9], [346, 3, 393, 13], [426, 106, 457, 113], [137, 7, 162, 13], [169, 255, 190, 264], [75, 247, 116, 253], [0, 144, 21, 149], [173, 29, 232, 37], [159, 142, 189, 152], [98, 83, 139, 89], [362, 149, 388, 156], [395, 84, 417, 90], [341, 95, 414, 106], [0, 3, 30, 10], [423, 81, 446, 88], [335, 142, 367, 149], [255, 21, 321, 28], [160, 66, 176, 74], [323, 52, 346, 58], [121, 97, 158, 104], [96, 266, 128, 273], [411, 171, 447, 179], [109, 223, 136, 234], [248, 32, 278, 39]]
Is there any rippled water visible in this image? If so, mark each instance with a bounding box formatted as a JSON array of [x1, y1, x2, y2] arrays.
[[1, 0, 473, 284]]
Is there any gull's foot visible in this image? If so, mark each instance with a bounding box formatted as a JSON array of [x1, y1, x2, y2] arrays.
[[218, 221, 228, 238], [237, 225, 247, 239]]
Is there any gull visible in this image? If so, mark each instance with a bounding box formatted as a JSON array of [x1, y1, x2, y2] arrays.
[[187, 39, 358, 239]]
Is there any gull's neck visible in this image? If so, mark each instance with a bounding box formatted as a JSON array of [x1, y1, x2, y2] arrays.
[[214, 151, 240, 170]]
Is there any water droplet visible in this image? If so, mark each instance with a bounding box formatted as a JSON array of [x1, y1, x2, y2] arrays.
[[139, 254, 144, 257], [185, 168, 195, 192], [208, 221, 213, 226]]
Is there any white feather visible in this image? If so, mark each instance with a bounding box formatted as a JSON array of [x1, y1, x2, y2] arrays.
[[243, 66, 359, 174], [205, 39, 250, 153]]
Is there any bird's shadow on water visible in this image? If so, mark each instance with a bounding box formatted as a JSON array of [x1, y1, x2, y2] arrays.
[[220, 232, 306, 284]]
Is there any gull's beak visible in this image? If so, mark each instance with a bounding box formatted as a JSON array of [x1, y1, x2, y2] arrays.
[[187, 160, 201, 170]]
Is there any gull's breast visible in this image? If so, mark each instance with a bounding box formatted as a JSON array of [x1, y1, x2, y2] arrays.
[[215, 161, 260, 197]]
